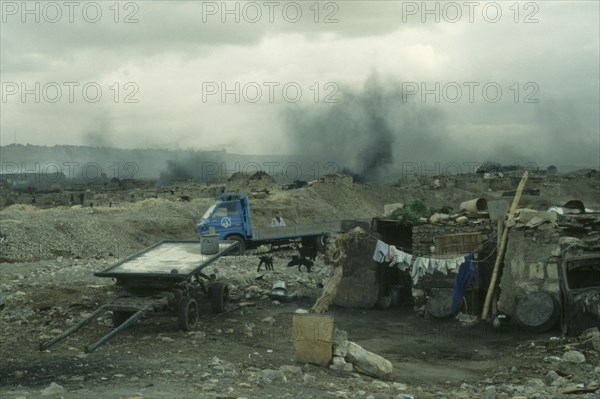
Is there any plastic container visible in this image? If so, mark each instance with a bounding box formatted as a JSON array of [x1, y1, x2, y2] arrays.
[[389, 285, 402, 308], [200, 234, 219, 255]]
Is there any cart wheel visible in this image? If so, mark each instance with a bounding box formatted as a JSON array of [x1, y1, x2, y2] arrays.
[[210, 282, 230, 314], [178, 297, 199, 331], [112, 311, 134, 328]]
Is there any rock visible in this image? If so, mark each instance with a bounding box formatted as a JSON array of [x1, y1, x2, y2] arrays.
[[345, 341, 393, 379], [551, 376, 568, 387], [483, 385, 496, 399], [332, 328, 349, 357], [303, 374, 316, 384], [161, 336, 175, 343], [329, 356, 353, 373], [260, 369, 287, 384], [256, 244, 270, 254], [40, 382, 66, 396], [280, 365, 303, 377], [262, 316, 276, 325], [295, 308, 309, 314], [526, 378, 546, 390], [581, 327, 600, 352], [392, 382, 407, 390], [456, 216, 468, 224], [370, 380, 390, 389], [546, 370, 560, 382], [562, 350, 586, 364], [429, 213, 441, 223]]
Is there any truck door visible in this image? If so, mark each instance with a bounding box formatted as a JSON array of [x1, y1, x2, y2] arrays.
[[212, 201, 244, 235]]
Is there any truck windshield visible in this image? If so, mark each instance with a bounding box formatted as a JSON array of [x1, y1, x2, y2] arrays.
[[201, 205, 216, 220]]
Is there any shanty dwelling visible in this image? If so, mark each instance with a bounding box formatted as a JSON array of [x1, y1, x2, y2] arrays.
[[353, 216, 498, 315], [410, 222, 498, 319], [319, 197, 598, 336], [498, 208, 600, 334]]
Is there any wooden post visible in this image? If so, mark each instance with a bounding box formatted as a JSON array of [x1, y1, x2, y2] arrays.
[[481, 171, 528, 320]]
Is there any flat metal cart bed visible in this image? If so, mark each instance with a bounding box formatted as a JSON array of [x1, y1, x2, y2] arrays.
[[40, 240, 238, 352]]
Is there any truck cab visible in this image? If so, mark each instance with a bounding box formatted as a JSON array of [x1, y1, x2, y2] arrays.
[[196, 193, 252, 246]]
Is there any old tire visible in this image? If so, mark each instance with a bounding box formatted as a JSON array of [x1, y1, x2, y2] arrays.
[[227, 235, 245, 256], [210, 282, 230, 314], [514, 292, 560, 333], [178, 297, 199, 331], [426, 288, 454, 318], [112, 311, 134, 328]]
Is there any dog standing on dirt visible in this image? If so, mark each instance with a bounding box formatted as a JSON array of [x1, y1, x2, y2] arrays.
[[257, 255, 274, 272], [287, 256, 314, 273], [299, 245, 318, 261]]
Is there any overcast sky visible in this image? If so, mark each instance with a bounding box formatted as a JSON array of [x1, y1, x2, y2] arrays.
[[1, 0, 599, 169]]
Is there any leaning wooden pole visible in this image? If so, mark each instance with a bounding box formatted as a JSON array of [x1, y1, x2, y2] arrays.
[[481, 170, 529, 320]]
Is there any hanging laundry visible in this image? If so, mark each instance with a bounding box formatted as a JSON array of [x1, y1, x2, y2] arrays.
[[446, 256, 463, 273], [373, 240, 389, 263], [411, 257, 429, 285], [450, 253, 477, 314], [402, 253, 412, 267], [437, 259, 448, 275], [386, 245, 399, 265], [427, 258, 438, 274]]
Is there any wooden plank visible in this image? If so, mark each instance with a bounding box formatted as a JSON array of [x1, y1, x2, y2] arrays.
[[481, 171, 528, 320]]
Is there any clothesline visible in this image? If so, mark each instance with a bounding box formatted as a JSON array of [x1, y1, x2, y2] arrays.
[[372, 233, 498, 286]]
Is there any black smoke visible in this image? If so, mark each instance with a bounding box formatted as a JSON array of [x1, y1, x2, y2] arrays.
[[157, 152, 226, 186], [282, 75, 446, 181]]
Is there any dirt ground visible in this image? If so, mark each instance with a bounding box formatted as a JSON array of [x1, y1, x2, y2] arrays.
[[1, 179, 599, 398], [1, 254, 599, 399]]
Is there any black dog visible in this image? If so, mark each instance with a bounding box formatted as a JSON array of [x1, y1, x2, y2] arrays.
[[299, 245, 317, 261], [257, 255, 274, 272], [287, 256, 314, 273]]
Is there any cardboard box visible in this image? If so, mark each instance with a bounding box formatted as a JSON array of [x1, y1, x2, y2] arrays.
[[292, 314, 334, 367]]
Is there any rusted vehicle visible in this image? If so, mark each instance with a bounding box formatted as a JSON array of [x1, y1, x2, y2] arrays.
[[559, 253, 600, 335]]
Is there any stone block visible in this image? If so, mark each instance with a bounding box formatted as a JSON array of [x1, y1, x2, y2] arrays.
[[345, 341, 392, 379]]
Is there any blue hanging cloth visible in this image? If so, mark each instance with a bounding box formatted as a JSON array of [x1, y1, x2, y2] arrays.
[[450, 253, 477, 314]]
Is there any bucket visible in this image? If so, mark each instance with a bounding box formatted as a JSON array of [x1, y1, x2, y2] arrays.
[[389, 285, 402, 308], [459, 198, 488, 213], [200, 234, 219, 255]]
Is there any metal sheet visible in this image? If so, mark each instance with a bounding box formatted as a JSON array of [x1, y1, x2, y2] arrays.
[[252, 221, 341, 240], [95, 240, 236, 279]]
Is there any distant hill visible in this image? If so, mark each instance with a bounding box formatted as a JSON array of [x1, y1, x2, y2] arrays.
[[0, 144, 337, 183]]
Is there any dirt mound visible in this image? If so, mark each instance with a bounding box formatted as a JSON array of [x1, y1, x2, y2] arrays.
[[5, 204, 39, 212]]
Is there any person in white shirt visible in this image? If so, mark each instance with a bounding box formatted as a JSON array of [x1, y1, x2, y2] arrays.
[[271, 210, 286, 227]]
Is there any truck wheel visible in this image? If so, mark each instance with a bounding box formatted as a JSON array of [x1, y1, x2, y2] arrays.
[[112, 311, 134, 328], [210, 282, 230, 314], [317, 234, 329, 250], [178, 297, 199, 331], [227, 235, 245, 256]]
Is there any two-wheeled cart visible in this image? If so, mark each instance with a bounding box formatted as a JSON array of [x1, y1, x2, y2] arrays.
[[39, 240, 238, 352]]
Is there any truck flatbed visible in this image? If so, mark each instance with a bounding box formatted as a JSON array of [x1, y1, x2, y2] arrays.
[[95, 240, 238, 283], [251, 221, 341, 241], [41, 239, 238, 352]]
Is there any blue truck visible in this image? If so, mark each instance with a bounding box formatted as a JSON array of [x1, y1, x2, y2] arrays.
[[196, 192, 341, 254]]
